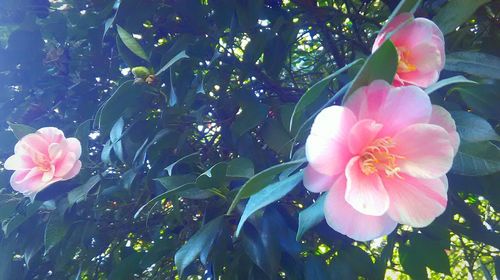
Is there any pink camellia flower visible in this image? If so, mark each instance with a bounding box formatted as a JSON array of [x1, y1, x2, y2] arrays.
[[4, 127, 82, 199], [372, 13, 445, 88], [303, 80, 459, 241]]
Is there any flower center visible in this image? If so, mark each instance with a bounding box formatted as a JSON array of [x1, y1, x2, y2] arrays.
[[32, 152, 52, 172], [359, 137, 403, 178], [396, 47, 417, 72]]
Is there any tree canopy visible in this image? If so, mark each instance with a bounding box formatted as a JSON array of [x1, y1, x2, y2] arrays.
[[0, 0, 499, 279]]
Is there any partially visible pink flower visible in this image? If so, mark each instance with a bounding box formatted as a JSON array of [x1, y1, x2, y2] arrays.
[[4, 127, 82, 199], [303, 80, 458, 241], [373, 13, 445, 88]]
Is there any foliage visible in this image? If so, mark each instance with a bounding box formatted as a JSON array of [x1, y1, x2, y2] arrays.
[[0, 0, 498, 279]]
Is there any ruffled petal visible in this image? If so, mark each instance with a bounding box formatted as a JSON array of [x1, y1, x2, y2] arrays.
[[303, 165, 338, 193], [384, 175, 447, 227], [345, 157, 390, 216], [347, 119, 383, 154], [37, 127, 65, 143], [429, 105, 460, 154], [305, 134, 352, 176], [324, 176, 397, 241], [62, 160, 82, 180], [65, 138, 82, 159], [393, 123, 454, 179], [344, 81, 432, 136], [4, 155, 35, 170], [54, 152, 78, 178]]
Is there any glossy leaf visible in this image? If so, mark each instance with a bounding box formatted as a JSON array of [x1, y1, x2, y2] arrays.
[[452, 141, 500, 176], [425, 75, 476, 95], [235, 171, 303, 237], [445, 51, 500, 80], [343, 41, 398, 102], [227, 158, 306, 214], [44, 213, 68, 254], [174, 216, 224, 277], [433, 0, 490, 35], [7, 122, 36, 140], [116, 25, 149, 61], [296, 194, 325, 240], [451, 111, 500, 142]]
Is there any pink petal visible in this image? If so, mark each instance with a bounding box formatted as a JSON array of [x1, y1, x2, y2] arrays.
[[305, 106, 357, 175], [48, 143, 65, 161], [398, 70, 439, 88], [324, 176, 397, 241], [408, 43, 443, 73], [41, 165, 56, 183], [305, 134, 352, 176], [373, 13, 414, 52], [384, 175, 447, 227], [344, 81, 432, 137], [391, 18, 442, 49], [393, 124, 454, 179], [345, 156, 390, 216], [4, 155, 35, 170], [303, 165, 338, 193], [309, 106, 357, 141], [65, 138, 82, 159], [54, 152, 78, 178], [429, 105, 460, 154], [62, 160, 82, 180], [37, 127, 65, 143], [10, 169, 45, 194], [347, 119, 383, 154], [17, 133, 49, 155]]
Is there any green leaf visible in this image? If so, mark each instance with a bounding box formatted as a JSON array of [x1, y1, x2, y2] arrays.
[[165, 152, 200, 176], [385, 0, 421, 27], [433, 0, 490, 35], [424, 75, 476, 95], [155, 50, 189, 75], [289, 58, 363, 133], [67, 175, 101, 205], [445, 51, 500, 80], [226, 157, 255, 179], [400, 234, 451, 277], [74, 119, 92, 164], [109, 117, 125, 162], [343, 41, 398, 102], [296, 194, 325, 240], [305, 256, 331, 280], [231, 93, 269, 138], [235, 171, 303, 237], [116, 25, 149, 61], [0, 130, 17, 153], [174, 216, 224, 277], [108, 252, 144, 280], [451, 111, 499, 142], [7, 122, 36, 140], [44, 213, 68, 254], [227, 158, 306, 215], [452, 84, 500, 120], [261, 118, 293, 157], [96, 80, 146, 136], [452, 141, 500, 176], [156, 174, 197, 190]]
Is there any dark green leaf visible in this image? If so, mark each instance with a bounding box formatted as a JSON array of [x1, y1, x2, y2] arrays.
[[451, 111, 499, 142], [7, 122, 36, 140], [289, 59, 362, 133], [174, 216, 224, 277], [433, 0, 490, 35], [116, 25, 149, 61], [227, 158, 306, 214], [235, 171, 303, 237], [155, 50, 189, 75], [452, 141, 500, 176], [67, 175, 101, 205], [445, 51, 500, 80], [44, 213, 68, 254], [453, 84, 500, 120], [343, 41, 398, 102], [424, 75, 476, 95], [296, 194, 325, 240], [226, 157, 254, 179]]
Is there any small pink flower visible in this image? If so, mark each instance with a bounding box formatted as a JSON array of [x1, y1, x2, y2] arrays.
[[4, 127, 82, 199], [304, 80, 459, 241], [373, 13, 445, 88]]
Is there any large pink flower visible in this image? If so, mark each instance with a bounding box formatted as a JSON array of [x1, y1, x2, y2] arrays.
[[373, 13, 445, 88], [303, 80, 459, 241], [4, 127, 82, 199]]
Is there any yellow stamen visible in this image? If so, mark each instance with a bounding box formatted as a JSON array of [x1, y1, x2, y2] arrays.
[[359, 137, 403, 178], [397, 47, 417, 72]]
